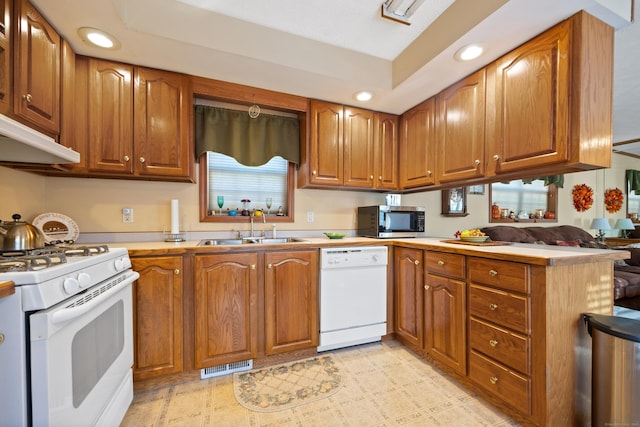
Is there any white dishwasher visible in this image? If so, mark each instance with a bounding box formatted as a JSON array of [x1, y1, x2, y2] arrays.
[[318, 246, 388, 352]]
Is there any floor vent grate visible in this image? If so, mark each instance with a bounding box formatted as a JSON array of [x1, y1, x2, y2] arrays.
[[201, 359, 253, 379]]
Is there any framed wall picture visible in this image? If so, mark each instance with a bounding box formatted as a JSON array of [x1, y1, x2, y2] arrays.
[[441, 187, 468, 216], [468, 185, 485, 195]]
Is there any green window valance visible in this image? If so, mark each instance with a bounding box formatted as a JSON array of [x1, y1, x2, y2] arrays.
[[195, 105, 300, 166], [626, 169, 640, 194], [522, 175, 564, 188]]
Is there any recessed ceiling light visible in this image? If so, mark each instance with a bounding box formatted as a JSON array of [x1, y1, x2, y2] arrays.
[[78, 27, 121, 50], [454, 44, 484, 62], [354, 91, 373, 102]]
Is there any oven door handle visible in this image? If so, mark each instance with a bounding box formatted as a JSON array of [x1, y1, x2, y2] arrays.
[[50, 270, 139, 326]]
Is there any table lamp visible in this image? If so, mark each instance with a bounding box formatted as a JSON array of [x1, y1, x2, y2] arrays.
[[590, 218, 611, 242], [614, 218, 636, 238]]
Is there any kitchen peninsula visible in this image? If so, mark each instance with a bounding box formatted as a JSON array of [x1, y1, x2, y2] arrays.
[[120, 236, 627, 426]]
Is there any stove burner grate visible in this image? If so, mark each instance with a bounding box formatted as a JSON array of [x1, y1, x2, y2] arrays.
[[0, 253, 67, 272]]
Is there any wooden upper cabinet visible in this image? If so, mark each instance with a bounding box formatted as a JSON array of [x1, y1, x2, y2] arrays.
[[374, 112, 399, 190], [399, 98, 436, 189], [134, 67, 193, 179], [486, 11, 613, 176], [264, 250, 318, 355], [0, 0, 11, 114], [436, 69, 486, 183], [13, 0, 60, 134], [88, 59, 134, 173], [343, 106, 374, 188], [307, 100, 343, 186], [301, 100, 392, 190]]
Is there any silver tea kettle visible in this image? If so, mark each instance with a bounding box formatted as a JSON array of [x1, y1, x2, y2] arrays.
[[0, 214, 45, 251]]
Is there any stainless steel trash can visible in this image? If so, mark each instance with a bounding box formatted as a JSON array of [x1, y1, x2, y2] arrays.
[[583, 313, 640, 426]]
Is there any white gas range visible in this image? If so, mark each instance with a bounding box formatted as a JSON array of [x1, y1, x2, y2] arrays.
[[0, 245, 139, 426]]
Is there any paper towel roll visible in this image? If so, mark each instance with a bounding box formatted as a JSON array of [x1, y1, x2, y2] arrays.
[[171, 200, 179, 234]]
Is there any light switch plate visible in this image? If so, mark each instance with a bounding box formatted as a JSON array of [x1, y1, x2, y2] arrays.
[[122, 207, 133, 223]]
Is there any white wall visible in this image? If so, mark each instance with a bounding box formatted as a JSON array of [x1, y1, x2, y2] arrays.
[[1, 153, 637, 240]]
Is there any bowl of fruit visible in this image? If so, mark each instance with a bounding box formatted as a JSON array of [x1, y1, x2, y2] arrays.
[[456, 229, 489, 243]]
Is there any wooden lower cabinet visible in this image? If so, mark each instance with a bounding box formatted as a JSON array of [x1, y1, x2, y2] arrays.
[[193, 249, 319, 369], [394, 249, 614, 425], [264, 250, 318, 354], [394, 247, 424, 348], [424, 252, 467, 376], [193, 253, 258, 368], [131, 255, 184, 380]]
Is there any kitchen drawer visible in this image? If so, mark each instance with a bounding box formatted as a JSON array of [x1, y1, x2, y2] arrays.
[[469, 284, 529, 334], [424, 252, 465, 279], [469, 317, 529, 374], [468, 258, 529, 294], [469, 350, 530, 415]]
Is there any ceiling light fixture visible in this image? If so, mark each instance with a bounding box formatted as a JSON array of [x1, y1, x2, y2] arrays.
[[354, 91, 373, 102], [381, 0, 425, 25], [77, 27, 121, 50], [454, 44, 484, 62]]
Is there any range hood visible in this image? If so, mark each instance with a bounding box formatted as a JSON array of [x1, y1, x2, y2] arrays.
[[0, 114, 80, 164]]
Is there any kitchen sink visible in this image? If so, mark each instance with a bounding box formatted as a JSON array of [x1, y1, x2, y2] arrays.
[[197, 239, 244, 246], [197, 237, 306, 246]]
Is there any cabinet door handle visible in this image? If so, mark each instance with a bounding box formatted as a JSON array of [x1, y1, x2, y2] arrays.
[[493, 154, 500, 161], [426, 170, 432, 176], [414, 260, 420, 265], [123, 155, 130, 162], [370, 175, 374, 179], [23, 93, 33, 103], [378, 175, 382, 180], [489, 376, 499, 385], [474, 159, 480, 166], [489, 339, 498, 347], [489, 270, 498, 276], [424, 285, 430, 290], [437, 260, 445, 266], [489, 303, 498, 311], [174, 269, 180, 275], [267, 263, 272, 269], [312, 170, 317, 176], [139, 157, 146, 163]]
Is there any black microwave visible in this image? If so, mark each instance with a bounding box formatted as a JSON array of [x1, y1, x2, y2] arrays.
[[357, 206, 425, 238]]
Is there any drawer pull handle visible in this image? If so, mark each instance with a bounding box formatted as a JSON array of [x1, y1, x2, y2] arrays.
[[437, 260, 445, 266], [424, 285, 430, 290], [489, 270, 498, 276], [489, 339, 498, 347], [489, 303, 498, 311], [414, 260, 420, 265], [266, 264, 271, 269], [251, 264, 257, 270], [489, 376, 499, 385]]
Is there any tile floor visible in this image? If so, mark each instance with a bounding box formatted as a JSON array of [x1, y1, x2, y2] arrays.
[[121, 340, 521, 426]]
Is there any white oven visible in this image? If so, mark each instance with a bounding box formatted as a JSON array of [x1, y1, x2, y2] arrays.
[[30, 269, 137, 426], [0, 246, 138, 427]]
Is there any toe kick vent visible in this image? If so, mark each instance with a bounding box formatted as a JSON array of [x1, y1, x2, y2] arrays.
[[200, 359, 253, 379]]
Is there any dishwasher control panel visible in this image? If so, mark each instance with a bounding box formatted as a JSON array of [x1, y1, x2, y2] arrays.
[[320, 246, 388, 269]]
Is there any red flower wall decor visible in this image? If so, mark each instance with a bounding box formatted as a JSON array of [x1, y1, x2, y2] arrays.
[[572, 184, 593, 212], [604, 188, 623, 213]]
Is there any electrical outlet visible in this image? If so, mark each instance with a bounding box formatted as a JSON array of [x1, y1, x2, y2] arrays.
[[122, 207, 133, 223], [307, 211, 314, 223]]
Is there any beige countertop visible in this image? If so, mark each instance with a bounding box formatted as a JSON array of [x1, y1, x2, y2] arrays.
[[109, 236, 629, 266]]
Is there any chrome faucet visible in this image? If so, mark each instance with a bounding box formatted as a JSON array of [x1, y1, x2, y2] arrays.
[[250, 214, 255, 237]]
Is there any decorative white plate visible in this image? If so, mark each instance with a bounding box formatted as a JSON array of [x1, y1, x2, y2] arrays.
[[32, 212, 80, 244]]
